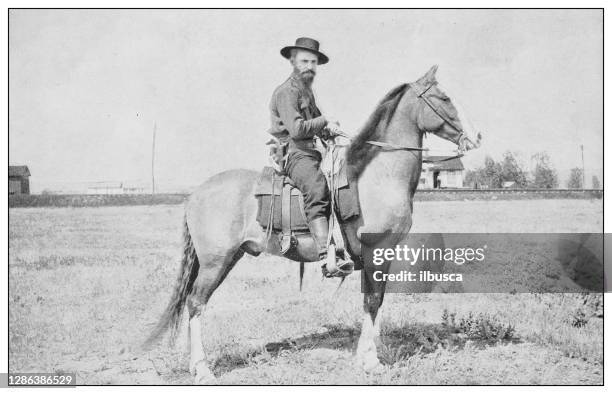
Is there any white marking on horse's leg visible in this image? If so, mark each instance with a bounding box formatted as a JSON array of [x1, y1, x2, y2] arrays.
[[189, 310, 215, 384], [373, 311, 382, 338], [356, 312, 382, 371]]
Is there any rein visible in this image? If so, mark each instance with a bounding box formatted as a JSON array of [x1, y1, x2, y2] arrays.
[[364, 141, 464, 163], [362, 140, 463, 163], [363, 140, 428, 151], [330, 135, 464, 164], [335, 129, 464, 164]]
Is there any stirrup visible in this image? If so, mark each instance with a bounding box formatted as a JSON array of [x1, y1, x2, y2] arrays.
[[321, 245, 354, 278]]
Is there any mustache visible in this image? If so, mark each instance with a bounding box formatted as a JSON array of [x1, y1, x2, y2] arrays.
[[301, 69, 316, 77]]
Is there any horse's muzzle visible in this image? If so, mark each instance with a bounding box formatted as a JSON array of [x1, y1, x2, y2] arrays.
[[459, 132, 482, 152]]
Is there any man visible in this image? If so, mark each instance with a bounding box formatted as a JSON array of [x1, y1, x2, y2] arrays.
[[268, 37, 350, 276]]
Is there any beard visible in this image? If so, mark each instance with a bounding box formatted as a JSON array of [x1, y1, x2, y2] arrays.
[[296, 68, 316, 86]]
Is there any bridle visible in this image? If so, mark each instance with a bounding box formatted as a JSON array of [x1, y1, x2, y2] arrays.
[[411, 82, 467, 147]]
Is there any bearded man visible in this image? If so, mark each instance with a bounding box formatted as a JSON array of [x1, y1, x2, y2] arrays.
[[268, 37, 351, 276]]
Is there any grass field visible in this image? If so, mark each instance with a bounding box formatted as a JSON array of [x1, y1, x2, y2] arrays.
[[9, 199, 603, 384]]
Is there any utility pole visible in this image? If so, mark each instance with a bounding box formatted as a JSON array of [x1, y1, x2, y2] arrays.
[[580, 144, 585, 188], [152, 122, 156, 195]]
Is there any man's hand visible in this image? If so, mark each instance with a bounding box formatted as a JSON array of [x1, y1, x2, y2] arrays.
[[324, 116, 341, 137], [327, 123, 341, 136], [319, 125, 341, 140]]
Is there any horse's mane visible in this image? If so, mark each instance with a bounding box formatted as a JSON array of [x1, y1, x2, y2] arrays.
[[345, 83, 409, 181]]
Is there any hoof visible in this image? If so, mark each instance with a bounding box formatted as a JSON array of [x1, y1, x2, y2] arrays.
[[190, 359, 215, 385], [356, 351, 383, 373], [194, 372, 216, 385]]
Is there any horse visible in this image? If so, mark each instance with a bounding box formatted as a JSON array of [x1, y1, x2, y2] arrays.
[[144, 65, 482, 384]]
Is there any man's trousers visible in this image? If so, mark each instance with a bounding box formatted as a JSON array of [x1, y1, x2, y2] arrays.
[[285, 149, 330, 222]]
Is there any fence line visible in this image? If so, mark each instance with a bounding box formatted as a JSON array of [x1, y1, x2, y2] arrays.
[[9, 189, 603, 208]]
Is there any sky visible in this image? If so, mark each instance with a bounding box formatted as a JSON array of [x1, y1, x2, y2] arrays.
[[9, 9, 603, 192]]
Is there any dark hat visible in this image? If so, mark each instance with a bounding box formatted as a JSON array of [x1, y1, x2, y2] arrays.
[[280, 37, 329, 65]]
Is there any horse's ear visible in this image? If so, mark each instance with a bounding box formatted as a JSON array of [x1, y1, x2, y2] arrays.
[[418, 65, 439, 84]]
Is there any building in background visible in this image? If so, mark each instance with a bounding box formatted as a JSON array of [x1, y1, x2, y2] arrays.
[[419, 156, 464, 189], [9, 165, 31, 195]]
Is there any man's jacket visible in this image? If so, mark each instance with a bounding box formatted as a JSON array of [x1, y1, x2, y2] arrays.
[[268, 73, 328, 154]]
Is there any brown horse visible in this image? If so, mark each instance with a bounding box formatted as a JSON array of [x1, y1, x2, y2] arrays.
[[144, 65, 481, 383]]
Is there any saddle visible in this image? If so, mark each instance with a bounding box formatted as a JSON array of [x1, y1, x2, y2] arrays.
[[254, 168, 310, 232], [254, 144, 360, 255]]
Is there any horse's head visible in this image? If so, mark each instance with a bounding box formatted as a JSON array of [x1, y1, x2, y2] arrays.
[[412, 65, 482, 152]]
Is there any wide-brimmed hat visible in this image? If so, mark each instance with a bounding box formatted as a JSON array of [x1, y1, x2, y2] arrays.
[[280, 37, 329, 65]]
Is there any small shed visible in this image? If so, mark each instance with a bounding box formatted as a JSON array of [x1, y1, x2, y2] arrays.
[[9, 165, 31, 195], [419, 156, 464, 189]]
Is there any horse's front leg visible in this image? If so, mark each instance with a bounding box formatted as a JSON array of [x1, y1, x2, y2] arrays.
[[355, 255, 387, 371], [356, 292, 385, 371]]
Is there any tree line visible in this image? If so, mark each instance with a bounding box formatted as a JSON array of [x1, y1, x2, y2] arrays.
[[464, 151, 601, 189]]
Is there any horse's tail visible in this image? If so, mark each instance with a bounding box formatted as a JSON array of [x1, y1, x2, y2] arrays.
[[143, 215, 199, 349]]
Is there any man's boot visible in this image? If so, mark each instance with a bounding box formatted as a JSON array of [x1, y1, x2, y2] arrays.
[[309, 216, 353, 278]]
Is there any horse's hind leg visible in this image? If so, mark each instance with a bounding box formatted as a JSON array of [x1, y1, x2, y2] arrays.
[[187, 247, 245, 384]]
